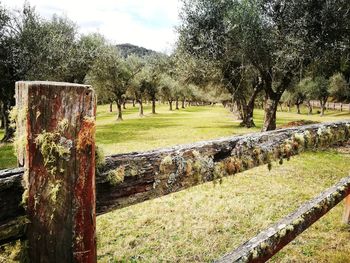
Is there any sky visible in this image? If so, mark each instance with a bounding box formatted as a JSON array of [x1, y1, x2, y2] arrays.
[[1, 0, 182, 53]]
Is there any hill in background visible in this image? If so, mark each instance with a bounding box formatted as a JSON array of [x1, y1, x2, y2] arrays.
[[116, 43, 160, 58]]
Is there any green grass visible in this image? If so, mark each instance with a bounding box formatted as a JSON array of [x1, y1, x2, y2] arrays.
[[1, 104, 350, 262], [96, 150, 350, 262], [1, 103, 350, 169]]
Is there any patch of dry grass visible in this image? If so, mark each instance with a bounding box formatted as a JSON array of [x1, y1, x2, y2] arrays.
[[96, 150, 350, 262]]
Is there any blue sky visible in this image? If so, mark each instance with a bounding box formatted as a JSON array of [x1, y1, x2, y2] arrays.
[[2, 0, 182, 53]]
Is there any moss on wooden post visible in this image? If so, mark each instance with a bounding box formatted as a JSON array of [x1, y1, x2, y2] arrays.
[[15, 81, 97, 262]]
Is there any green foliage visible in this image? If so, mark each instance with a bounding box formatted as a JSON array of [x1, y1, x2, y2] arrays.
[[178, 0, 350, 130], [116, 43, 159, 58], [86, 45, 130, 102], [329, 73, 349, 102]]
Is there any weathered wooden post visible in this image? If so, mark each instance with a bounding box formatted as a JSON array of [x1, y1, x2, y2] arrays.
[[15, 81, 97, 262]]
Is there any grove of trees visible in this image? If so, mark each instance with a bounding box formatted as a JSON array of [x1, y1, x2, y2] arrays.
[[177, 0, 350, 130], [1, 0, 350, 142]]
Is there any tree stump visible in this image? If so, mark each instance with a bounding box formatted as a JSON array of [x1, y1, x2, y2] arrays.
[[15, 81, 97, 262]]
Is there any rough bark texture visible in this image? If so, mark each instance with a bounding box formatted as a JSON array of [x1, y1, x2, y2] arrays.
[[138, 100, 144, 116], [320, 100, 327, 116], [109, 102, 113, 112], [240, 79, 263, 128], [116, 100, 123, 120], [262, 96, 280, 131], [16, 81, 96, 263], [1, 121, 350, 244], [215, 175, 350, 263]]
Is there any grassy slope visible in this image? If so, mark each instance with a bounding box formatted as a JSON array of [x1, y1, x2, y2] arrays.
[[1, 104, 350, 262]]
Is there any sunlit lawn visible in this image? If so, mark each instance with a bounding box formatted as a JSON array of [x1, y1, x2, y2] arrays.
[[1, 104, 350, 262], [1, 103, 350, 169]]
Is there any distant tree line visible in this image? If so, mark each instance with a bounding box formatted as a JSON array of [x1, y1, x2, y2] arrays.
[[0, 3, 224, 142], [1, 0, 349, 142]]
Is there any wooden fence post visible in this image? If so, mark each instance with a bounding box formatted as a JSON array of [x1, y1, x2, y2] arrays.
[[15, 81, 97, 262], [344, 195, 350, 224]]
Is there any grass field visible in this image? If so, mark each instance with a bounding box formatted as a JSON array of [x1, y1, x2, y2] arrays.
[[1, 103, 350, 169], [1, 104, 350, 262]]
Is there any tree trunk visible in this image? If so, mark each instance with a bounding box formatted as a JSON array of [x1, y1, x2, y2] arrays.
[[116, 100, 123, 121], [239, 80, 262, 128], [152, 99, 156, 114], [233, 100, 243, 120], [262, 71, 292, 131], [240, 103, 255, 128], [181, 99, 185, 109], [132, 99, 135, 107], [0, 102, 14, 142], [138, 99, 144, 117], [306, 101, 313, 115], [175, 99, 179, 110], [262, 92, 281, 132], [320, 100, 326, 116], [109, 101, 113, 112], [296, 104, 301, 114], [169, 100, 173, 111], [123, 100, 126, 109], [0, 103, 5, 129]]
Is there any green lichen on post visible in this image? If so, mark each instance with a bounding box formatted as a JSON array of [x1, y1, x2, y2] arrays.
[[21, 169, 29, 208], [160, 155, 173, 173], [35, 118, 72, 175], [10, 106, 29, 159], [48, 180, 62, 204], [106, 166, 125, 186]]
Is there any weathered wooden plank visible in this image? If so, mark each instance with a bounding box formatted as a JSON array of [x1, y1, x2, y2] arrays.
[[96, 121, 350, 214], [15, 81, 96, 262], [0, 120, 349, 244], [215, 175, 350, 263]]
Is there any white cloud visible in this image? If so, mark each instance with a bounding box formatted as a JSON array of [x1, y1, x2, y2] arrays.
[[1, 0, 182, 53]]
